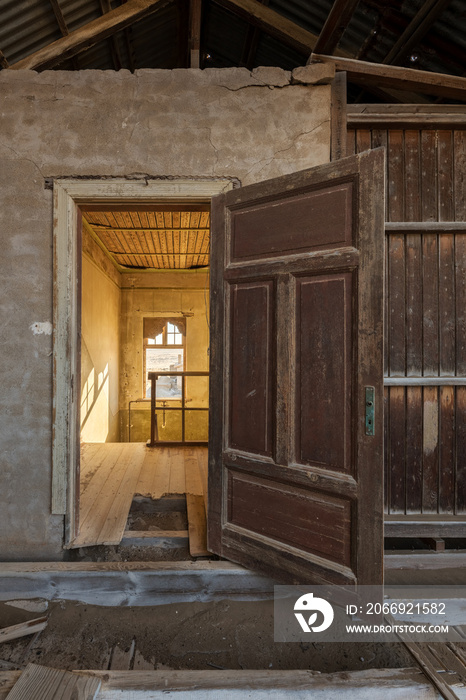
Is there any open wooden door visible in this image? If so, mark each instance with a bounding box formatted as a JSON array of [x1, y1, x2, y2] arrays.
[[208, 149, 385, 586]]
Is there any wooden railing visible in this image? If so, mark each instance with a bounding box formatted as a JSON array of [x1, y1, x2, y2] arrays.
[[147, 371, 209, 447]]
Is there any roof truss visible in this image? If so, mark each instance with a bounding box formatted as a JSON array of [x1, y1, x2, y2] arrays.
[[4, 0, 465, 104]]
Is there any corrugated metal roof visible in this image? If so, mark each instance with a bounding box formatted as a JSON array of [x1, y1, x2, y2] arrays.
[[0, 0, 465, 103]]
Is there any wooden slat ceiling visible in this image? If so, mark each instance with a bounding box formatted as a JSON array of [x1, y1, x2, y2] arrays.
[[82, 206, 211, 269]]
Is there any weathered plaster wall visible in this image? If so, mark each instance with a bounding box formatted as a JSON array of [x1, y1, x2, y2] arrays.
[[0, 66, 331, 560], [120, 270, 210, 443], [81, 252, 120, 444]]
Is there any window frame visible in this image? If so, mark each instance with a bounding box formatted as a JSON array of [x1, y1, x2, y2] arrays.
[[143, 318, 186, 399]]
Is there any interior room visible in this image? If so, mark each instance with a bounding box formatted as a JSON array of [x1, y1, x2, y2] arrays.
[[76, 203, 211, 553]]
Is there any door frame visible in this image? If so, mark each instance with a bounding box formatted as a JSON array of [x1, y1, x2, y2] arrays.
[[52, 177, 234, 545]]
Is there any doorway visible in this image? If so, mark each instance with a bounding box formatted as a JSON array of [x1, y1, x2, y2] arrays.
[[75, 202, 211, 549], [53, 152, 385, 586], [52, 178, 233, 546]]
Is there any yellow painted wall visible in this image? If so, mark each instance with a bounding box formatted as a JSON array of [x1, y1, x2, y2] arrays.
[[119, 270, 209, 442], [80, 253, 121, 442]]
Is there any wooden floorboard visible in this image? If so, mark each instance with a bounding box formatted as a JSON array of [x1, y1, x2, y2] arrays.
[[74, 444, 209, 549], [185, 448, 203, 496], [6, 663, 101, 700], [148, 447, 171, 499], [77, 444, 126, 526], [73, 443, 145, 547], [186, 494, 210, 557], [168, 448, 186, 494], [98, 444, 146, 545], [196, 449, 208, 513]]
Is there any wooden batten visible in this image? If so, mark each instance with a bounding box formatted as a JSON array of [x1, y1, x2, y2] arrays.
[[312, 54, 466, 101], [348, 105, 466, 130]]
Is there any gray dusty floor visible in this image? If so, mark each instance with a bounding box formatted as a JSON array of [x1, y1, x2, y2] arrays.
[[0, 598, 413, 673]]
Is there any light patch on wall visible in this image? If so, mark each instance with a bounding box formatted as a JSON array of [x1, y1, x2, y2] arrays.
[[30, 321, 52, 335], [423, 399, 439, 455], [81, 365, 111, 443]]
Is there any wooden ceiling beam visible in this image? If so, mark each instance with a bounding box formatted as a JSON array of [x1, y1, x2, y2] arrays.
[[48, 0, 70, 37], [311, 53, 466, 101], [100, 0, 124, 70], [0, 49, 10, 69], [240, 0, 268, 70], [383, 0, 452, 65], [9, 0, 174, 71], [212, 0, 319, 55], [48, 0, 80, 68], [189, 0, 202, 68], [313, 0, 360, 55]]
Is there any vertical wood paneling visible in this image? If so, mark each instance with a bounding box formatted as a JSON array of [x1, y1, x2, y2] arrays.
[[405, 387, 423, 513], [388, 235, 406, 375], [422, 234, 439, 375], [346, 129, 356, 156], [454, 132, 466, 221], [355, 129, 371, 153], [404, 131, 421, 221], [439, 385, 455, 513], [384, 387, 389, 512], [422, 387, 439, 514], [456, 234, 466, 375], [372, 130, 389, 221], [456, 387, 466, 513], [438, 130, 454, 221], [388, 131, 404, 222], [439, 234, 455, 375], [389, 387, 406, 513], [353, 125, 466, 518], [421, 131, 438, 221], [406, 235, 423, 375]]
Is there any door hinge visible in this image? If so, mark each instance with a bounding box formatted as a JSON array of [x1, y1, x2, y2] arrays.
[[365, 386, 375, 436]]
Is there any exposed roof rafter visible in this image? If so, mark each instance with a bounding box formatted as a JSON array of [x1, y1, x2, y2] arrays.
[[189, 0, 202, 68], [0, 49, 9, 68], [48, 0, 70, 36], [9, 0, 174, 71], [383, 0, 452, 65], [99, 0, 124, 70], [240, 0, 269, 69], [311, 52, 466, 101], [212, 0, 319, 55], [313, 0, 360, 55]]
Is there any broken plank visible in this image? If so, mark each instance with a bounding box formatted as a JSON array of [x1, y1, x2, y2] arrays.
[[132, 650, 154, 670], [167, 448, 186, 494], [97, 443, 146, 544], [122, 529, 189, 539], [109, 640, 135, 671], [149, 447, 171, 499], [184, 449, 203, 496], [0, 617, 47, 645], [186, 493, 210, 557], [196, 449, 208, 506], [385, 615, 463, 700], [6, 663, 100, 700]]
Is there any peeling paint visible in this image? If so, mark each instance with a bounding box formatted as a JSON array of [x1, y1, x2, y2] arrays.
[[30, 321, 52, 335]]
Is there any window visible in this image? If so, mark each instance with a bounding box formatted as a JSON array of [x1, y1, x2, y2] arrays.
[[143, 318, 185, 398]]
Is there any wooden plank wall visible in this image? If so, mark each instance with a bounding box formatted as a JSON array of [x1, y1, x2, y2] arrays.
[[347, 127, 466, 517]]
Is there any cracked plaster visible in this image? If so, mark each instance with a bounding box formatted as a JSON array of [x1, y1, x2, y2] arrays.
[[0, 68, 331, 560]]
